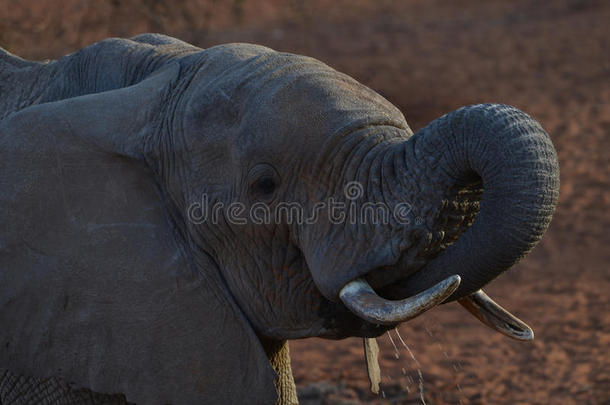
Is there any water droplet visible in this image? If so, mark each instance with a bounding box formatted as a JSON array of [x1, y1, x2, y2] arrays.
[[386, 330, 400, 359]]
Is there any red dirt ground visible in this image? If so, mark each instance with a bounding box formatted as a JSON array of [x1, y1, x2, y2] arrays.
[[2, 1, 608, 403]]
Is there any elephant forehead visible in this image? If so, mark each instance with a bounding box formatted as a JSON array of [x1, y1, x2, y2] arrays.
[[183, 44, 406, 148], [239, 62, 405, 140]]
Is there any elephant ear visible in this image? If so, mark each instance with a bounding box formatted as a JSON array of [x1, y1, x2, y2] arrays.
[[0, 64, 277, 403]]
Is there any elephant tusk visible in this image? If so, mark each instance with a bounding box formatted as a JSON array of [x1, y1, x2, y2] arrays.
[[458, 289, 534, 341], [339, 275, 461, 325]]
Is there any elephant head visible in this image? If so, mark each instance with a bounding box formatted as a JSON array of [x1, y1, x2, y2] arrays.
[[0, 34, 559, 404]]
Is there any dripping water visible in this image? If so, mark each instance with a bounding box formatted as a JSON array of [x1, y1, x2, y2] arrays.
[[377, 313, 469, 403], [386, 330, 400, 359], [395, 328, 427, 405], [382, 328, 426, 404]]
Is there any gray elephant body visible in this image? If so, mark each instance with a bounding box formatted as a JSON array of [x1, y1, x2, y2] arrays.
[[0, 34, 559, 404]]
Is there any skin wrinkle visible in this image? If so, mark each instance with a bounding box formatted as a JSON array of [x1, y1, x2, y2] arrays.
[[257, 230, 279, 310], [207, 199, 274, 330], [464, 106, 488, 174], [304, 127, 401, 242], [370, 143, 402, 255], [366, 139, 392, 205], [313, 120, 407, 194], [353, 139, 394, 237], [343, 137, 381, 198], [152, 70, 193, 205], [0, 62, 55, 120], [146, 72, 218, 278], [426, 118, 461, 183], [274, 239, 307, 325], [393, 144, 419, 241], [381, 142, 409, 254], [215, 203, 315, 336]]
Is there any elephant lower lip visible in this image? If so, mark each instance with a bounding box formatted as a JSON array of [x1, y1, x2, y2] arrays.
[[363, 258, 427, 297]]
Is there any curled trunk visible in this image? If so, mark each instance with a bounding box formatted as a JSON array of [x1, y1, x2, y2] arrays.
[[386, 104, 559, 301]]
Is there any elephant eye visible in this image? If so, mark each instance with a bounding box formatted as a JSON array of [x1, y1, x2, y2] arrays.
[[248, 163, 280, 203], [255, 176, 276, 195]]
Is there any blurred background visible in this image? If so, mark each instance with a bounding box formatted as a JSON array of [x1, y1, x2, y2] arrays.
[[2, 0, 608, 403]]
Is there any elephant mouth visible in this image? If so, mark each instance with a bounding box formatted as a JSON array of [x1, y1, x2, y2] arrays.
[[338, 274, 534, 341]]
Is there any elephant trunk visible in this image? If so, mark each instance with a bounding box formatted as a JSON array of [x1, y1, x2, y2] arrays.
[[390, 103, 559, 301]]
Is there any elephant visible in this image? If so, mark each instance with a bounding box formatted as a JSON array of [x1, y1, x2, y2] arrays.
[[0, 34, 559, 404]]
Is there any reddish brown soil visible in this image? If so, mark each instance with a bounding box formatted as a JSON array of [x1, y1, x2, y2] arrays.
[[2, 1, 608, 403]]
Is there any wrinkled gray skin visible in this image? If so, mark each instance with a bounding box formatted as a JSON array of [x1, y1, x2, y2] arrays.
[[0, 34, 559, 404]]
